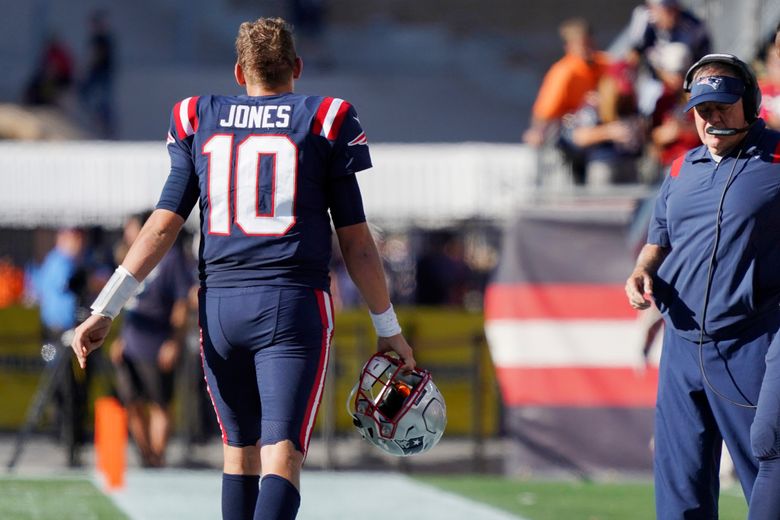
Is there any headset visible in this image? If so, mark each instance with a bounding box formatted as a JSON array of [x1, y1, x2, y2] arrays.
[[683, 53, 762, 136]]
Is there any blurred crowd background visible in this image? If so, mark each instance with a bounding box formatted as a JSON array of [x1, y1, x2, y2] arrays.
[[1, 0, 779, 475]]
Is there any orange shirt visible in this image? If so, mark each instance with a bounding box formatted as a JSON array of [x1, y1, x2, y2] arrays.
[[531, 51, 611, 121]]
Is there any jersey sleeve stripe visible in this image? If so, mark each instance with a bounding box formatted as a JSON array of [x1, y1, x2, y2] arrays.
[[326, 100, 351, 141], [173, 100, 186, 139], [188, 96, 200, 133], [321, 98, 346, 140], [178, 96, 196, 138], [311, 97, 333, 136], [772, 140, 780, 164]]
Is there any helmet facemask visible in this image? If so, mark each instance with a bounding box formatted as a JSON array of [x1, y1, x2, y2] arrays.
[[347, 353, 446, 456]]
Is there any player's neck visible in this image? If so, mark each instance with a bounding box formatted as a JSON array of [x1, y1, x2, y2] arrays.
[[245, 81, 294, 97]]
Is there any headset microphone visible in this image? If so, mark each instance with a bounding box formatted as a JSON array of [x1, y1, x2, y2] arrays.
[[706, 122, 754, 136]]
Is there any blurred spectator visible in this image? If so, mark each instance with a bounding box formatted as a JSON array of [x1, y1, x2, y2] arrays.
[[28, 228, 89, 466], [415, 231, 473, 306], [23, 35, 74, 106], [82, 225, 116, 296], [759, 40, 780, 130], [0, 258, 24, 308], [30, 229, 86, 340], [380, 233, 416, 305], [109, 211, 194, 467], [627, 194, 664, 367], [329, 238, 362, 311], [331, 229, 416, 309], [523, 18, 611, 185], [625, 0, 710, 67], [558, 61, 645, 186], [648, 42, 699, 174], [79, 10, 116, 138], [178, 232, 220, 454]]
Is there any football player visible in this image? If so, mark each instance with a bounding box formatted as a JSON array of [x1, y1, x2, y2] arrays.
[[71, 17, 415, 520]]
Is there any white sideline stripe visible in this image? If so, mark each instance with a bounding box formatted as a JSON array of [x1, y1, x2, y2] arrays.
[[486, 319, 657, 367], [104, 469, 528, 520]]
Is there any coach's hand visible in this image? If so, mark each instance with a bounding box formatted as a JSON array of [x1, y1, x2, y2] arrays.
[[625, 268, 654, 310], [71, 314, 112, 369], [378, 334, 416, 372]]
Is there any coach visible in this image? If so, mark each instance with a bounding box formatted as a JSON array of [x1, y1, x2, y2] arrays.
[[625, 53, 780, 518]]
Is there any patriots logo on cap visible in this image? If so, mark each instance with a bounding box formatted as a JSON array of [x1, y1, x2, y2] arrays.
[[696, 77, 723, 90]]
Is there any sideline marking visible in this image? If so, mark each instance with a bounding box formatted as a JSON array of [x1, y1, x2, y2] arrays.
[[105, 469, 528, 520]]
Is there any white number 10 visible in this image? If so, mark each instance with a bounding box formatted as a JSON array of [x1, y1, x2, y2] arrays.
[[203, 134, 297, 236]]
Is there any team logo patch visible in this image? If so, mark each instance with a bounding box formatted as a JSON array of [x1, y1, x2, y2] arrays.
[[348, 132, 368, 146], [696, 77, 722, 90], [395, 436, 425, 455]]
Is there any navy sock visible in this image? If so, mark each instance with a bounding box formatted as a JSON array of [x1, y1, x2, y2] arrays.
[[254, 474, 301, 520], [222, 473, 260, 520]]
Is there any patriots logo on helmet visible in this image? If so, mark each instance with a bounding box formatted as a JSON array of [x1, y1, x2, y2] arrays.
[[396, 436, 426, 455], [347, 353, 447, 457], [696, 77, 722, 90]]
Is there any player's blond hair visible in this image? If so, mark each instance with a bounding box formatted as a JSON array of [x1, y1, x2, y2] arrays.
[[235, 17, 297, 88]]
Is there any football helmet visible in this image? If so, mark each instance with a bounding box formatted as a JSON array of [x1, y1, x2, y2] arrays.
[[347, 353, 446, 456]]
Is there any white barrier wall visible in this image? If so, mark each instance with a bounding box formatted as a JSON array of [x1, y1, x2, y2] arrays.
[[0, 141, 538, 229]]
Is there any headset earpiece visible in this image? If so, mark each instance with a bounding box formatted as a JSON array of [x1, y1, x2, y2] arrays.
[[683, 53, 761, 122]]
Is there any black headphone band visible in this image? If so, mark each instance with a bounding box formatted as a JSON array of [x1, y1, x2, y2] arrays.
[[683, 53, 762, 121]]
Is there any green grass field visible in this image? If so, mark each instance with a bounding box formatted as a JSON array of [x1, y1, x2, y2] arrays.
[[0, 478, 128, 520], [417, 475, 749, 520], [0, 474, 749, 519]]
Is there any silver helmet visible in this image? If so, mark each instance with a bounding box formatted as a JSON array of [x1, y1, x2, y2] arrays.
[[347, 353, 446, 456]]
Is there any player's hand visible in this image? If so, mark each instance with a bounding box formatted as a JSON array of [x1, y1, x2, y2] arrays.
[[625, 269, 654, 310], [70, 314, 112, 369], [157, 339, 180, 372], [377, 334, 416, 372]]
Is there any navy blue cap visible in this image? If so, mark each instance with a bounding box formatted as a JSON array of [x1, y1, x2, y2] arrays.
[[684, 75, 745, 112]]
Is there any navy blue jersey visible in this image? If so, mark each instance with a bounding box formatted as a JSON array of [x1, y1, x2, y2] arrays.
[[157, 93, 370, 289], [648, 121, 780, 340]]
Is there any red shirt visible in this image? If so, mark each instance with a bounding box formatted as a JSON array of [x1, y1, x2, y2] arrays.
[[759, 79, 780, 127]]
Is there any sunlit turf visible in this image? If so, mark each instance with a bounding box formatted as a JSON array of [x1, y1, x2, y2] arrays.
[[416, 474, 748, 520], [0, 473, 750, 520], [0, 477, 128, 520]]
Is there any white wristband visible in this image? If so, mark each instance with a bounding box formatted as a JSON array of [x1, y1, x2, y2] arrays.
[[90, 266, 140, 319], [370, 304, 402, 337]]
